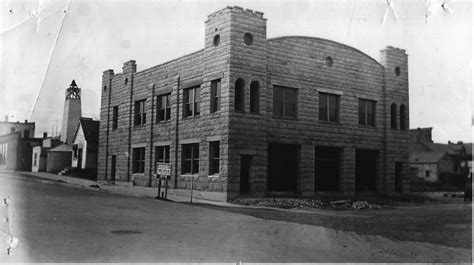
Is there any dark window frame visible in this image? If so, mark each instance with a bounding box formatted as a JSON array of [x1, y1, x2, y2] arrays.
[[318, 92, 340, 123], [273, 85, 297, 118], [157, 93, 171, 122], [181, 143, 199, 174], [210, 79, 221, 113], [112, 106, 118, 130], [235, 78, 245, 112], [183, 86, 201, 118], [132, 147, 146, 173], [209, 141, 220, 175], [155, 145, 170, 164], [134, 99, 147, 126], [250, 81, 259, 113], [400, 104, 407, 130], [358, 99, 376, 127], [390, 103, 397, 129]]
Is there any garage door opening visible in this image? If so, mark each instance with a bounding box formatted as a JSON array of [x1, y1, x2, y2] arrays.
[[355, 149, 378, 192], [267, 143, 299, 192], [314, 146, 341, 191]]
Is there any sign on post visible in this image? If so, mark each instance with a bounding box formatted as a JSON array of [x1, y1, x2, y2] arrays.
[[156, 163, 171, 177], [155, 163, 171, 200]]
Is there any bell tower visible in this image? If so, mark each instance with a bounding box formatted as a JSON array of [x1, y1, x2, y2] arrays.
[[60, 80, 82, 143]]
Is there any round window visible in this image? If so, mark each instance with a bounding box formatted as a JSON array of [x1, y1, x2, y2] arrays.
[[244, 33, 253, 45], [395, 66, 401, 76], [213, 35, 220, 46], [325, 56, 333, 67]]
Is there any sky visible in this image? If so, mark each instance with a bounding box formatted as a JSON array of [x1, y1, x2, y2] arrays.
[[0, 0, 472, 143]]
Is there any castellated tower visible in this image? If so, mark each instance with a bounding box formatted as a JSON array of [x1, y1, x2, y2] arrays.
[[60, 80, 82, 143]]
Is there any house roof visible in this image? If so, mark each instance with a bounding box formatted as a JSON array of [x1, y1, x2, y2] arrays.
[[72, 117, 99, 153], [78, 118, 99, 144], [48, 143, 73, 152], [409, 151, 446, 164]]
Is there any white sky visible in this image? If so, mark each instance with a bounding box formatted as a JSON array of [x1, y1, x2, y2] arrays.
[[0, 0, 472, 143]]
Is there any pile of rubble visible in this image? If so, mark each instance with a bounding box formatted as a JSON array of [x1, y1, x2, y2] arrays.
[[231, 198, 381, 210]]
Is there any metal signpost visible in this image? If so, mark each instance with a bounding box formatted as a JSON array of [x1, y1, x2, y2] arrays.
[[155, 163, 171, 200]]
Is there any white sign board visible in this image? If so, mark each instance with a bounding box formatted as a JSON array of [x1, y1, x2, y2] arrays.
[[156, 163, 171, 176]]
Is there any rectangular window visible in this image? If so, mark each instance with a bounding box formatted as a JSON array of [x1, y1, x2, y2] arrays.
[[134, 99, 146, 126], [358, 99, 376, 126], [319, 93, 340, 122], [157, 94, 171, 122], [155, 145, 170, 164], [183, 86, 200, 118], [34, 153, 37, 166], [250, 81, 260, 113], [132, 147, 146, 173], [112, 106, 118, 130], [210, 79, 221, 113], [182, 143, 199, 174], [209, 141, 220, 175], [273, 86, 297, 118], [425, 170, 430, 178], [24, 130, 30, 138]]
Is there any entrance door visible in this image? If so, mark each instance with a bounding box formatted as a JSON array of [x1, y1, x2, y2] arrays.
[[111, 155, 116, 181], [77, 148, 83, 169], [315, 147, 340, 191], [267, 143, 298, 192], [395, 162, 403, 193], [240, 155, 252, 194], [355, 149, 378, 191]]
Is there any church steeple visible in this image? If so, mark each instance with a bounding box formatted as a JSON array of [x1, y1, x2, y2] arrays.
[[61, 79, 82, 143], [65, 79, 81, 100]]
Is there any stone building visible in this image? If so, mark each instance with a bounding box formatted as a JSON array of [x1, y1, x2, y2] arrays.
[[98, 6, 410, 201]]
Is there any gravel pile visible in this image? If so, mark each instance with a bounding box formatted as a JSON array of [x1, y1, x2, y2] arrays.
[[231, 198, 381, 210]]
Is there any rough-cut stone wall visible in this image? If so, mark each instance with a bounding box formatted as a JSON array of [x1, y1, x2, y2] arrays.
[[98, 6, 411, 201]]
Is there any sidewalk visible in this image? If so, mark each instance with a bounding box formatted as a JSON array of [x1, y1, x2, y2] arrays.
[[12, 171, 235, 207]]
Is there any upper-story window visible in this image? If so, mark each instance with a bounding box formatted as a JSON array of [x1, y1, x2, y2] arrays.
[[23, 130, 30, 138], [10, 127, 15, 133], [234, 78, 245, 112], [112, 106, 118, 130], [390, 103, 397, 129], [319, 93, 340, 123], [210, 79, 221, 113], [400, 104, 407, 130], [250, 81, 259, 113], [157, 93, 171, 122], [134, 99, 146, 126], [183, 86, 200, 118], [273, 85, 297, 118], [358, 99, 376, 127]]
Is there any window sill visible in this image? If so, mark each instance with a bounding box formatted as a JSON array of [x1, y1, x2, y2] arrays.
[[271, 115, 298, 121], [208, 174, 220, 178], [133, 124, 147, 128], [156, 120, 171, 124], [319, 120, 340, 125], [182, 115, 200, 121], [180, 174, 199, 177], [358, 124, 377, 129], [131, 173, 145, 176]]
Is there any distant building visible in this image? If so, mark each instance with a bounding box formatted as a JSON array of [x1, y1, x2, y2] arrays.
[[60, 80, 82, 144], [0, 117, 35, 139], [409, 127, 471, 184], [71, 117, 99, 170], [32, 134, 61, 172], [46, 143, 73, 173], [0, 128, 41, 171], [97, 6, 410, 201]]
